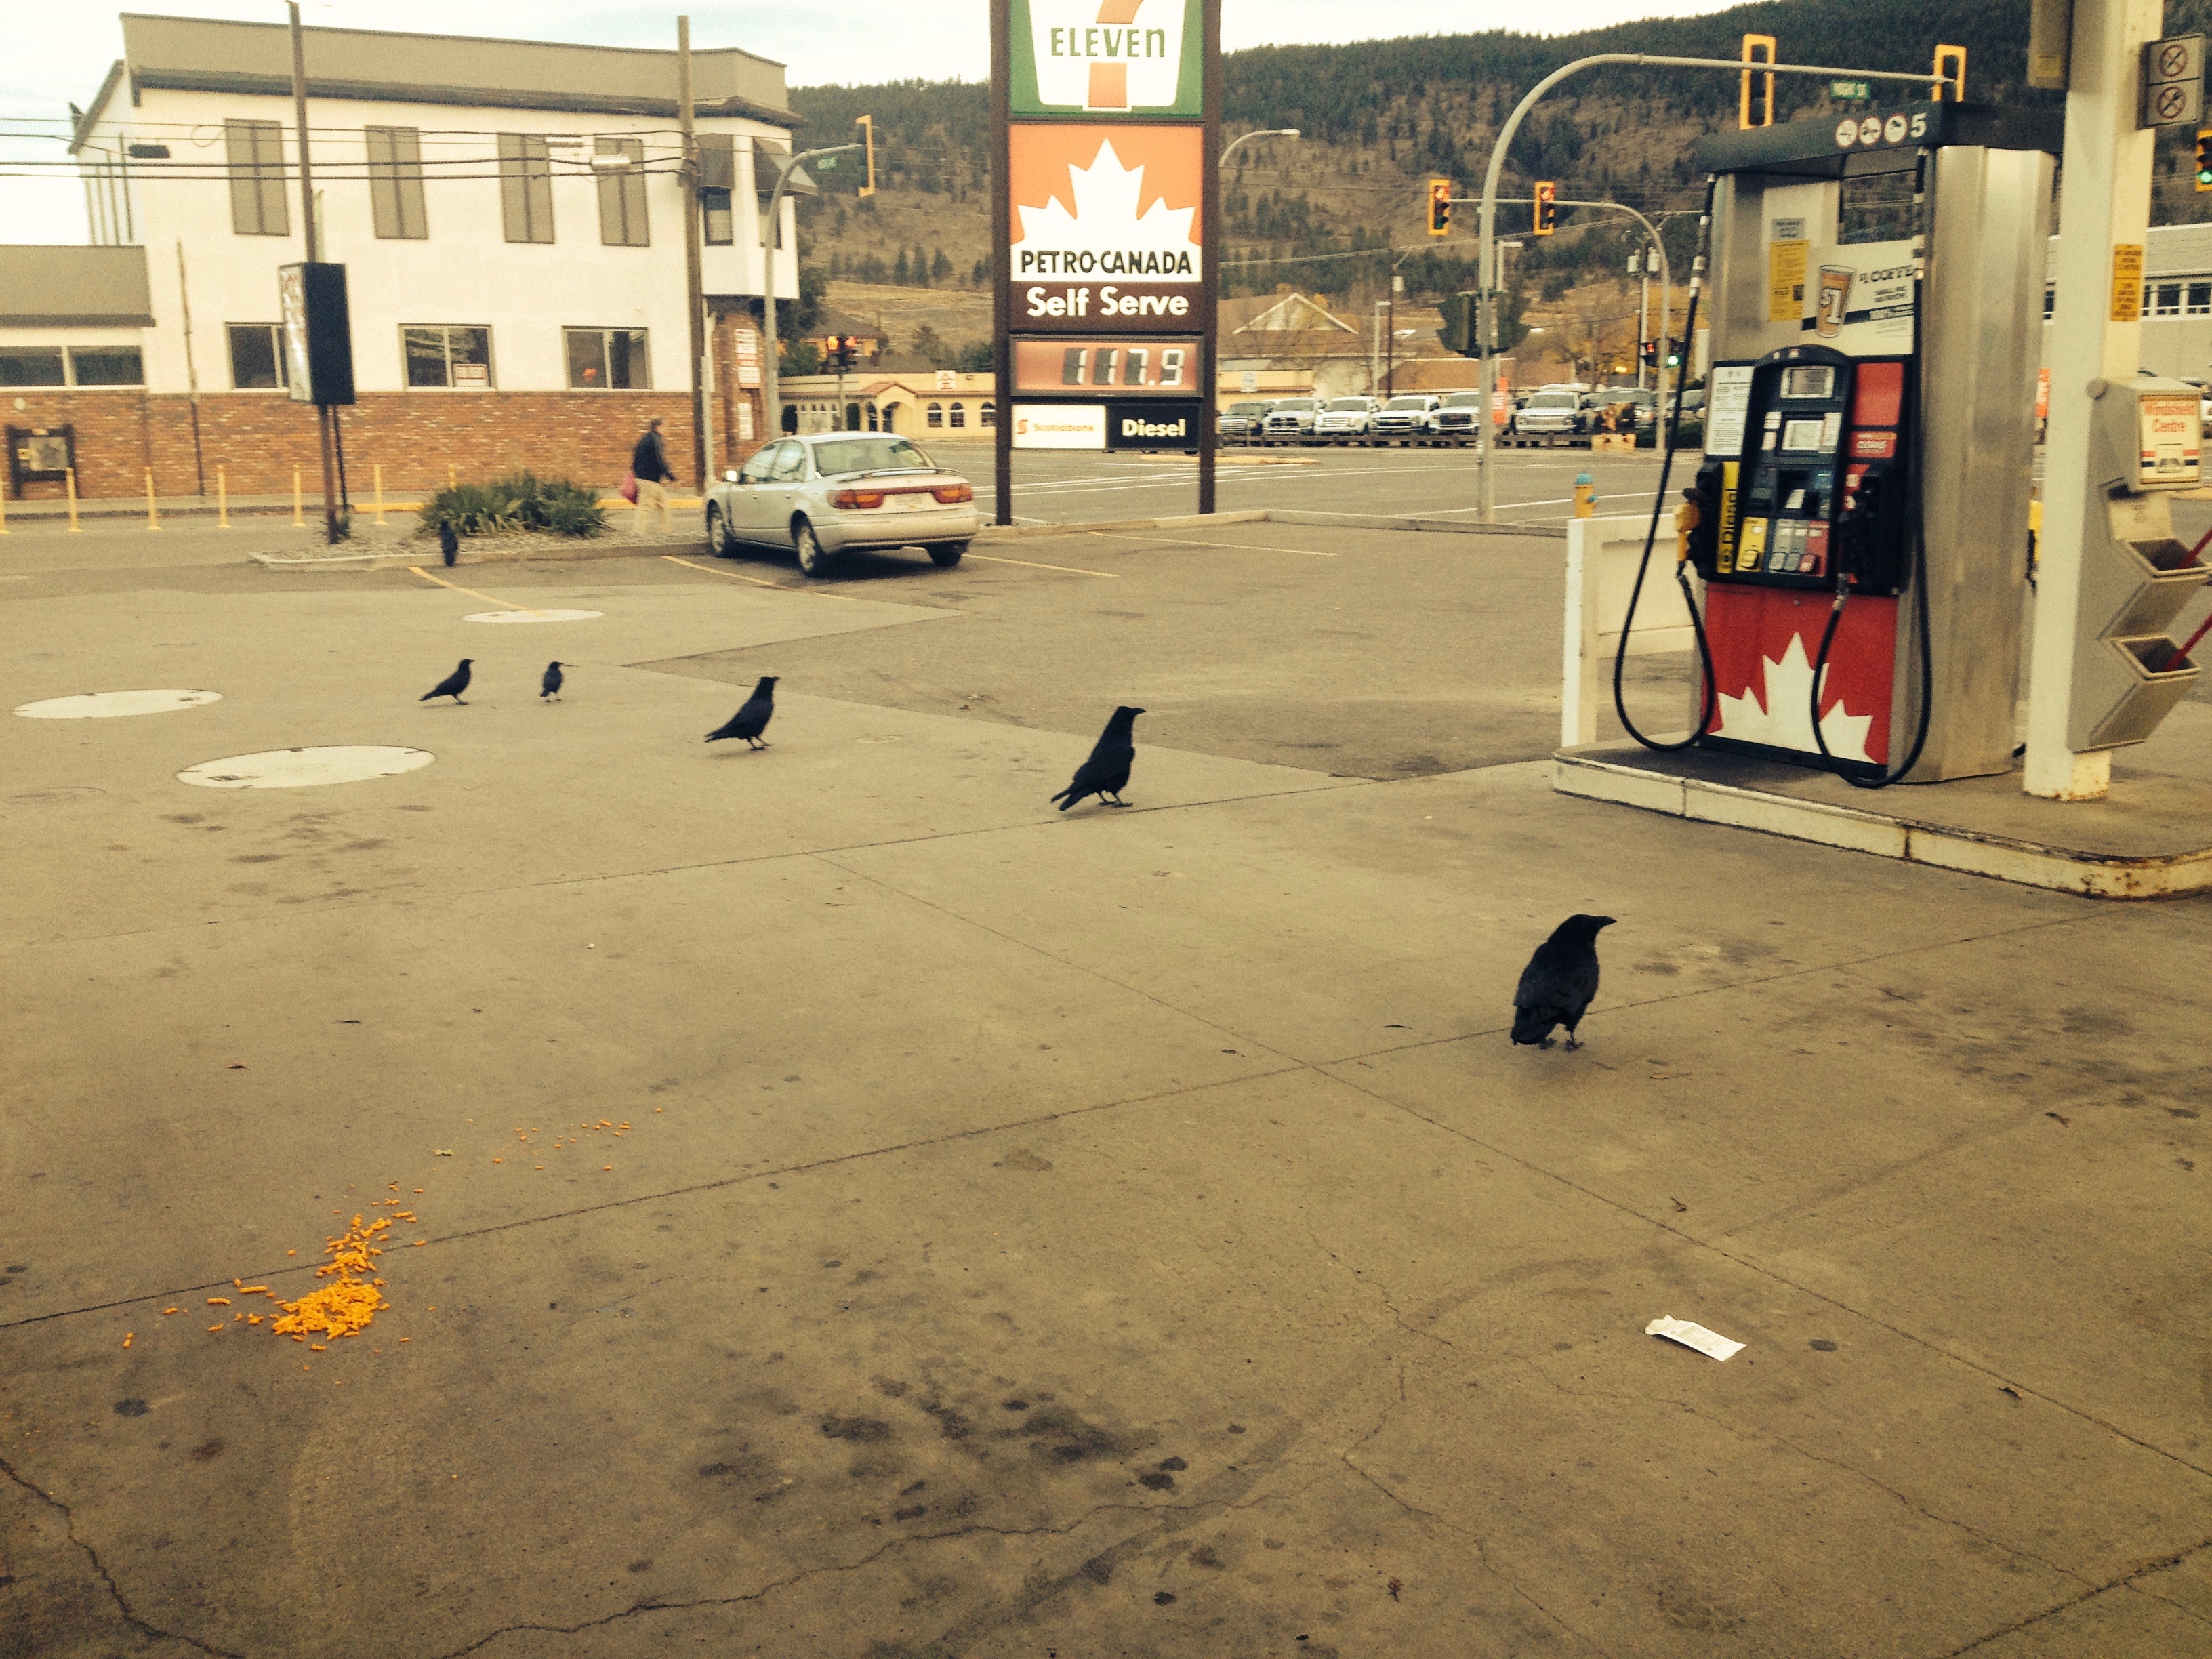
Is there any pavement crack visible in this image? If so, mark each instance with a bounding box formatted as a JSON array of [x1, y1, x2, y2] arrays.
[[1938, 1536, 2212, 1654], [0, 1454, 245, 1658]]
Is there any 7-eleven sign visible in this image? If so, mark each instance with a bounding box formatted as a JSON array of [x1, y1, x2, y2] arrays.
[[1011, 0, 1202, 117]]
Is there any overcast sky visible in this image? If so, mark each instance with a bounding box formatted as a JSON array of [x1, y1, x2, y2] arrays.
[[0, 1, 1746, 243]]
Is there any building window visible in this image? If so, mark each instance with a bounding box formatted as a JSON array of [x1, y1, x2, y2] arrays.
[[980, 401, 996, 428], [2153, 282, 2184, 317], [403, 325, 493, 388], [565, 327, 650, 390], [865, 405, 879, 431], [948, 401, 966, 428], [2190, 281, 2212, 316], [2043, 287, 2054, 320], [701, 188, 733, 246], [227, 324, 286, 390], [926, 401, 943, 428], [497, 134, 554, 244], [366, 125, 428, 240], [0, 348, 66, 387], [596, 137, 649, 247], [67, 347, 143, 386], [224, 119, 289, 237]]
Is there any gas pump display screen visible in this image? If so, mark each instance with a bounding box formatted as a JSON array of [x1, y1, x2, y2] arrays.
[[1780, 417, 1828, 451], [1780, 366, 1835, 400]]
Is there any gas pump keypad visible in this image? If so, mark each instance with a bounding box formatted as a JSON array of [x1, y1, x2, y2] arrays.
[[1711, 348, 1910, 596]]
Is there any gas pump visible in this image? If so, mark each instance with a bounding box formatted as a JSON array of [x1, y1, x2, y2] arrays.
[[1632, 100, 2062, 785]]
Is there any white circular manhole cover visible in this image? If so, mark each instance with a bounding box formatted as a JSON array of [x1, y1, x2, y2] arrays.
[[16, 689, 223, 720], [178, 746, 434, 790], [463, 609, 602, 624]]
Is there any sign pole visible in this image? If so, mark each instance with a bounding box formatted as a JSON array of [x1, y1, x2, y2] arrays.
[[990, 0, 1015, 527], [1197, 0, 1221, 515]]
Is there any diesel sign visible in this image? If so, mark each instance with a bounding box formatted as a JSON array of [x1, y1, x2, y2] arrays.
[[1103, 399, 1201, 451]]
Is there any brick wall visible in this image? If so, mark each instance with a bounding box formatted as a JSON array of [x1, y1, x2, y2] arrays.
[[5, 389, 708, 501]]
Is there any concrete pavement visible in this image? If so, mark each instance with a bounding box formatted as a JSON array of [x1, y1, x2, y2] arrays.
[[2, 524, 2208, 1658]]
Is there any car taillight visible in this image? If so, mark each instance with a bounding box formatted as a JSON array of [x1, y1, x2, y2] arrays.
[[932, 483, 974, 504], [830, 489, 884, 509]]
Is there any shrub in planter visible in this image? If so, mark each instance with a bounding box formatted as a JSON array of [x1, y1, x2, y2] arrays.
[[419, 472, 607, 538]]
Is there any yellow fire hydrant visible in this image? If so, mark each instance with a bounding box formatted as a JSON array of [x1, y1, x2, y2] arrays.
[[1572, 471, 1597, 518]]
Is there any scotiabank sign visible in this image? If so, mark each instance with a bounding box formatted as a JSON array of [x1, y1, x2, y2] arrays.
[[1009, 125, 1201, 333]]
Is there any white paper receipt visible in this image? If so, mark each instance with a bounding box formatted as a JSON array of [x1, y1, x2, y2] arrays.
[[1645, 1315, 1746, 1362]]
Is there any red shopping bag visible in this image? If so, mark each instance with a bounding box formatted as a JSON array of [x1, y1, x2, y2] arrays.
[[619, 472, 639, 504]]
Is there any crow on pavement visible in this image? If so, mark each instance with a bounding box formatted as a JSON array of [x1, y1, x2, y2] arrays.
[[1050, 705, 1145, 811], [706, 675, 777, 747], [1511, 914, 1616, 1050], [420, 658, 473, 704], [438, 520, 459, 567], [541, 661, 565, 701]]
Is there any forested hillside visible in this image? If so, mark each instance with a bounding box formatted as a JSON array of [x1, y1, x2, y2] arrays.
[[790, 0, 2212, 326]]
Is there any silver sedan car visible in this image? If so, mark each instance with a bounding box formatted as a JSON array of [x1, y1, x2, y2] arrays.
[[705, 432, 981, 576]]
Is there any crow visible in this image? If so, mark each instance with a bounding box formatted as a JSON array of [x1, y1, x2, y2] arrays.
[[420, 658, 473, 704], [438, 520, 459, 567], [1511, 914, 1616, 1050], [541, 661, 565, 701], [1050, 705, 1145, 811], [706, 675, 777, 747]]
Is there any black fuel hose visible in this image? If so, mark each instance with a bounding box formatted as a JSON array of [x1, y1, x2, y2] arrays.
[[1807, 150, 1936, 790], [1612, 178, 1719, 753]]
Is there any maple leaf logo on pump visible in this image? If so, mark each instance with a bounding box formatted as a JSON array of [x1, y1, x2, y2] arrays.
[[1714, 632, 1877, 762], [1013, 138, 1202, 279]]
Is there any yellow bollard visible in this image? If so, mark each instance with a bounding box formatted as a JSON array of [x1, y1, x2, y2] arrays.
[[145, 468, 161, 531], [0, 481, 8, 536], [65, 467, 81, 533], [293, 467, 304, 528], [218, 467, 230, 529], [448, 464, 457, 491], [1572, 470, 1597, 518], [374, 464, 386, 527]]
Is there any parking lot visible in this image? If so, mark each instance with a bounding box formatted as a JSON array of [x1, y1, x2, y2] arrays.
[[3, 493, 2209, 1658]]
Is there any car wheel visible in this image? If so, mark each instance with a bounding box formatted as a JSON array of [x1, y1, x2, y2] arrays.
[[928, 541, 967, 567], [794, 518, 831, 577], [707, 504, 737, 558]]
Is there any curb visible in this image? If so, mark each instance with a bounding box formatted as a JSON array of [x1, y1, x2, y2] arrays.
[[253, 536, 712, 571]]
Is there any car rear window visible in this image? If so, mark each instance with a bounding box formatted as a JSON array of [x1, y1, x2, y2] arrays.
[[811, 437, 933, 476]]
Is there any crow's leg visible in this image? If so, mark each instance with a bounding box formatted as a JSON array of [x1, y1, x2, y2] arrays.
[[1107, 792, 1128, 806], [1537, 1036, 1556, 1050], [1563, 1015, 1583, 1052]]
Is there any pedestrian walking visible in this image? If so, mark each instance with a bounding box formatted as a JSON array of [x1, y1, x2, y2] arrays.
[[630, 418, 676, 538]]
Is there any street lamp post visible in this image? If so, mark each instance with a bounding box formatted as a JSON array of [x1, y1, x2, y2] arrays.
[[758, 140, 861, 444], [1221, 127, 1299, 169]]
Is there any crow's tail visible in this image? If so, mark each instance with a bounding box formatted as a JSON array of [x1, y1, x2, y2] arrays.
[[1511, 1004, 1560, 1046], [1050, 788, 1076, 811]]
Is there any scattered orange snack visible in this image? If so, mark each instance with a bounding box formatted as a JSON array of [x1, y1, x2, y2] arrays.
[[163, 1308, 178, 1316], [287, 1250, 297, 1257], [398, 1337, 410, 1343], [413, 1189, 424, 1194], [208, 1324, 224, 1332], [603, 1166, 613, 1171], [207, 1298, 231, 1306], [535, 1166, 544, 1170], [655, 1107, 663, 1113], [123, 1333, 133, 1348], [412, 1241, 426, 1248], [248, 1316, 262, 1325], [310, 1343, 327, 1351], [237, 1286, 268, 1295], [493, 1158, 504, 1164]]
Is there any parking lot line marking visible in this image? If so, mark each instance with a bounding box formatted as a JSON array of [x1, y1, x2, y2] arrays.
[[660, 554, 866, 600], [406, 566, 546, 617], [1083, 531, 1335, 558], [964, 552, 1119, 577]]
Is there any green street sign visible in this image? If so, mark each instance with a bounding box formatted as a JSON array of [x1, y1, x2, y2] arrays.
[[1830, 79, 1871, 100]]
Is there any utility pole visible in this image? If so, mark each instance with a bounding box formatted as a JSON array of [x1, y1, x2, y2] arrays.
[[678, 17, 708, 488], [1629, 249, 1649, 390], [287, 2, 340, 544]]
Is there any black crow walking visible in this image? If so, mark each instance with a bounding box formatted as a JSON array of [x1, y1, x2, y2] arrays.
[[438, 520, 459, 567], [705, 675, 777, 747], [1511, 914, 1616, 1050], [420, 658, 473, 704], [1050, 705, 1144, 811], [541, 661, 565, 701]]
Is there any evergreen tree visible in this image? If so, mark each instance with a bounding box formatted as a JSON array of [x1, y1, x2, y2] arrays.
[[893, 247, 909, 285], [930, 247, 954, 283]]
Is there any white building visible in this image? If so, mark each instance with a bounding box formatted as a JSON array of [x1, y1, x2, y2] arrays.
[[7, 12, 804, 499]]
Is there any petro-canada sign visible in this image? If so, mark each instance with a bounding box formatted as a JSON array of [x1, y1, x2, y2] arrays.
[[1008, 123, 1203, 334]]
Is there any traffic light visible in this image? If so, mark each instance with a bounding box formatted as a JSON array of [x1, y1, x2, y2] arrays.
[[1533, 181, 1557, 237], [2197, 129, 2212, 192], [1439, 291, 1475, 355], [856, 114, 876, 198], [1664, 340, 1683, 369], [1640, 340, 1658, 366], [1426, 178, 1452, 237]]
